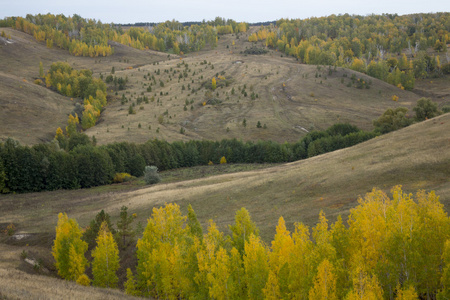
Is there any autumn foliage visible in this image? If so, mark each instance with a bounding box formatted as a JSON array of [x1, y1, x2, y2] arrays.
[[53, 187, 450, 298]]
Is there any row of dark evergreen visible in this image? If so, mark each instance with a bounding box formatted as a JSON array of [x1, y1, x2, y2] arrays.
[[0, 123, 377, 193]]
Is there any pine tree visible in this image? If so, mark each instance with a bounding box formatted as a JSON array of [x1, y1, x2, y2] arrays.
[[116, 205, 135, 249], [92, 222, 120, 288]]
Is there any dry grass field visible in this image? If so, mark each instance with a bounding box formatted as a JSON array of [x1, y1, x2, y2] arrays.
[[85, 30, 426, 144]]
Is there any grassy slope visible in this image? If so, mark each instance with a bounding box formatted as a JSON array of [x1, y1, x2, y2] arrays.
[[0, 28, 168, 145], [1, 26, 434, 146], [86, 30, 424, 144], [0, 113, 448, 299]]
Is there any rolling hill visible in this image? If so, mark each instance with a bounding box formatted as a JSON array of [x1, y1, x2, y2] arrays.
[[0, 109, 449, 299], [1, 26, 438, 146]]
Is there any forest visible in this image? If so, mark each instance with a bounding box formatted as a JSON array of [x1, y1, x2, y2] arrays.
[[53, 186, 450, 299], [0, 14, 248, 56], [251, 13, 450, 89]]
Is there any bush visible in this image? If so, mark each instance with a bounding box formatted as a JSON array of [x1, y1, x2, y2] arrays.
[[113, 173, 133, 183], [144, 165, 161, 185], [442, 63, 450, 75], [413, 97, 442, 121], [373, 107, 412, 134], [442, 105, 450, 113]]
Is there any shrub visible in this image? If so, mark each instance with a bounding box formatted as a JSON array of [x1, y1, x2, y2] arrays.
[[442, 105, 450, 113], [113, 173, 133, 183], [144, 165, 161, 185], [3, 223, 16, 236], [373, 107, 412, 133], [413, 97, 442, 121], [76, 274, 91, 286], [220, 156, 227, 164], [442, 63, 450, 75]]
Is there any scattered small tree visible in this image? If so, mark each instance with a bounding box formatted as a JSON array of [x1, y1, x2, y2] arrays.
[[144, 165, 161, 184], [220, 156, 227, 164], [212, 77, 217, 90]]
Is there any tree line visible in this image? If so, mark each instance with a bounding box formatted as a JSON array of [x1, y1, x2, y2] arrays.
[[53, 186, 450, 299], [253, 13, 450, 90], [0, 123, 377, 193], [0, 13, 248, 56]]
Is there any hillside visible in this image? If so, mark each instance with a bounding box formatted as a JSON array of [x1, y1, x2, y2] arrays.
[[0, 27, 168, 145], [0, 112, 448, 298], [0, 26, 437, 145], [86, 30, 425, 144]]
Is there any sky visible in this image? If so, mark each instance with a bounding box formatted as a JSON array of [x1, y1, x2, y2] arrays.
[[1, 0, 449, 24]]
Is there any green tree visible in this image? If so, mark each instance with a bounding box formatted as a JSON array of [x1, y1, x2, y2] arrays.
[[229, 207, 259, 255], [373, 107, 412, 133], [243, 234, 269, 299], [92, 222, 120, 288], [83, 209, 116, 250], [116, 206, 135, 249], [187, 204, 203, 240], [413, 97, 441, 121], [125, 268, 137, 296], [52, 213, 88, 281]]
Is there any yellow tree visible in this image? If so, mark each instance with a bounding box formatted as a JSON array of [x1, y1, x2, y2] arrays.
[[308, 259, 338, 300], [52, 213, 88, 281], [330, 215, 351, 298], [91, 221, 120, 288], [228, 247, 246, 299], [395, 284, 418, 300], [212, 77, 217, 90], [136, 203, 190, 298], [289, 222, 314, 299], [124, 268, 137, 296], [66, 113, 79, 137], [243, 234, 269, 300], [195, 219, 225, 298], [346, 259, 384, 300], [208, 247, 230, 300], [229, 207, 259, 255], [263, 216, 294, 299]]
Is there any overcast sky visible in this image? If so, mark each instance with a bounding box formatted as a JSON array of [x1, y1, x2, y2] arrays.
[[1, 0, 449, 24]]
